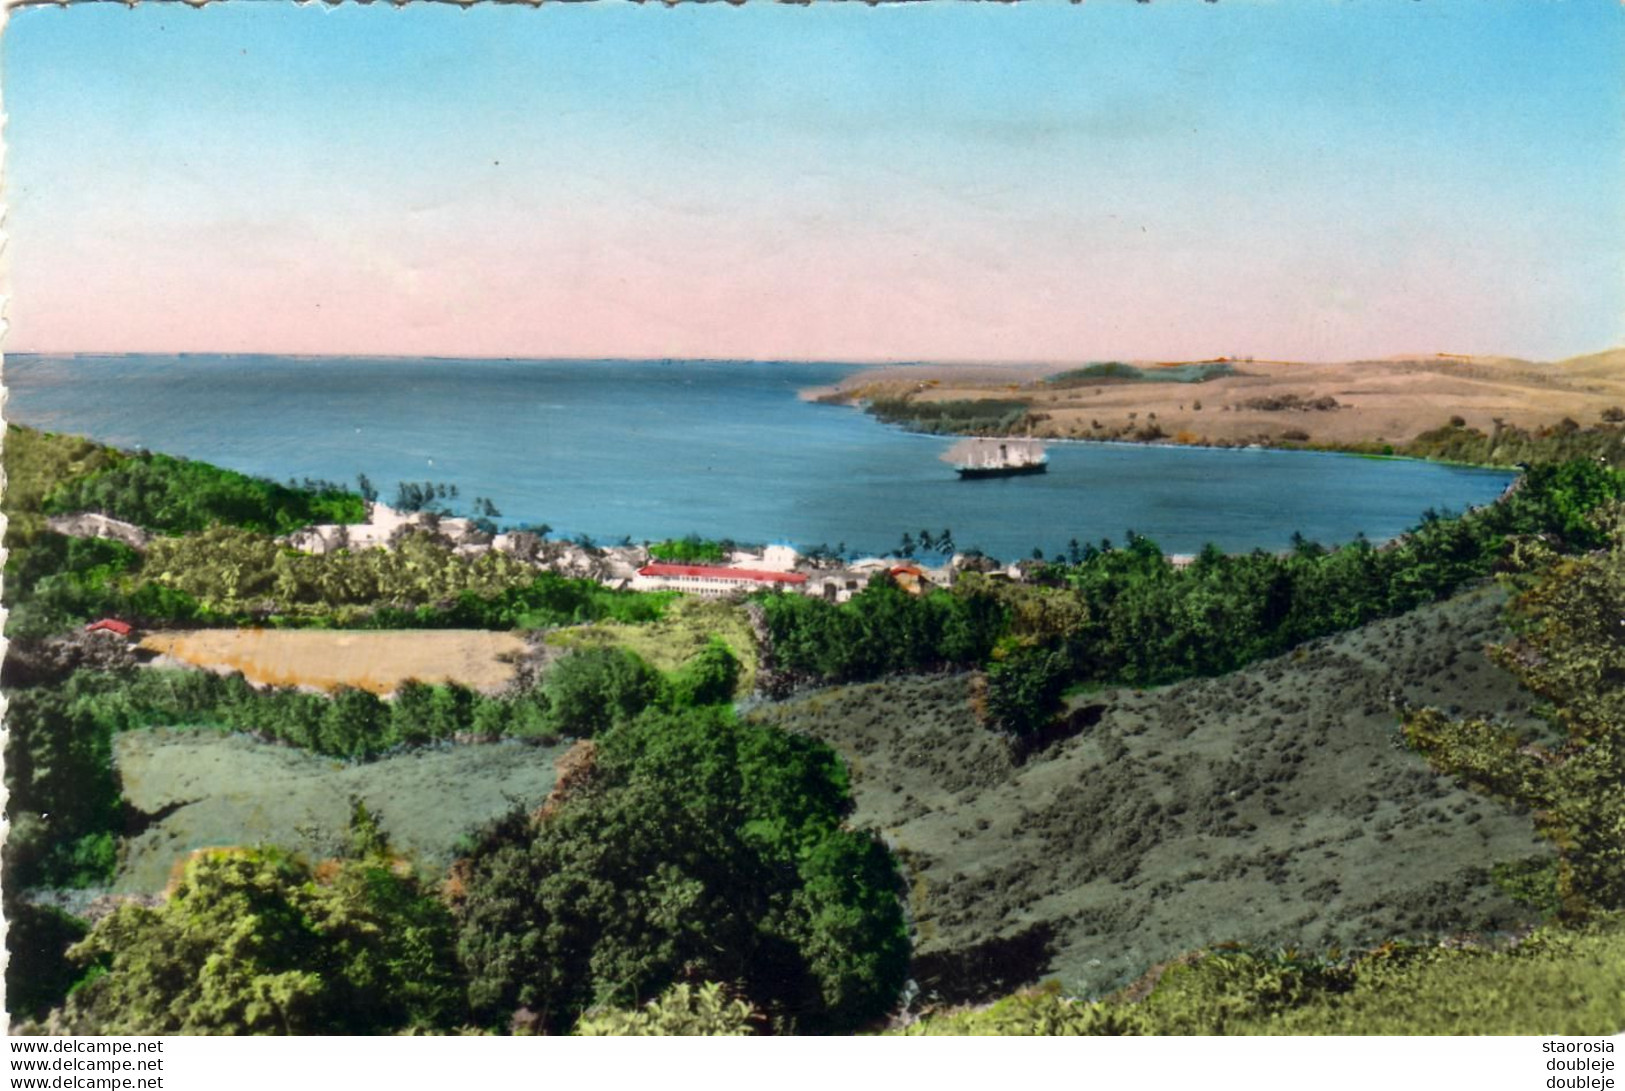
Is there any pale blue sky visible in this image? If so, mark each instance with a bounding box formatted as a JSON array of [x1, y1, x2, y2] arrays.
[[5, 0, 1621, 361]]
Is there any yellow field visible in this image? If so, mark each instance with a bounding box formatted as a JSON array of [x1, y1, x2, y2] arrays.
[[140, 628, 528, 694]]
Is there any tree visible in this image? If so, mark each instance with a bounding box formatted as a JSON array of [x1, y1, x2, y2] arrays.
[[4, 900, 89, 1022], [1405, 530, 1625, 913], [319, 686, 391, 757], [3, 687, 122, 889], [541, 647, 662, 737], [452, 707, 908, 1033], [57, 828, 466, 1034], [982, 644, 1072, 738]]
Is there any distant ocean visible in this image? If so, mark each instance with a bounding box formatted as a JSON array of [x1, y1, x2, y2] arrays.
[[5, 354, 1516, 560]]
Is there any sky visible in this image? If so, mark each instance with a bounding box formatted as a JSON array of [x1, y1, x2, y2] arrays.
[[3, 0, 1621, 363]]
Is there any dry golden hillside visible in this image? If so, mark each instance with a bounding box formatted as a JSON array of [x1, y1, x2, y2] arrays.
[[818, 350, 1625, 450]]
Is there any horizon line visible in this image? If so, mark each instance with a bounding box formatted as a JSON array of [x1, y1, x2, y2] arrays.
[[7, 347, 1619, 368]]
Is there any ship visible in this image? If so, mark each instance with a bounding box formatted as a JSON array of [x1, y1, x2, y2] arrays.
[[943, 437, 1049, 479]]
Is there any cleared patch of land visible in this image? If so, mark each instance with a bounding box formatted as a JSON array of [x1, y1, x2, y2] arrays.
[[139, 628, 528, 694], [544, 597, 759, 696], [823, 350, 1625, 450], [751, 584, 1553, 1004], [113, 730, 568, 892]]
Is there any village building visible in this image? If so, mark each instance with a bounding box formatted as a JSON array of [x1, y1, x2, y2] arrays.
[[84, 618, 135, 639], [286, 502, 481, 555], [630, 562, 807, 598], [46, 512, 151, 550], [725, 543, 801, 572], [809, 575, 864, 604]]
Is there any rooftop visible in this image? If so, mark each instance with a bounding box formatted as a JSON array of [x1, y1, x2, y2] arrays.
[[639, 563, 807, 585]]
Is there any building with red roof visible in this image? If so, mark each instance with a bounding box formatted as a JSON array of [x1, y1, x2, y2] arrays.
[[887, 564, 932, 595], [84, 618, 134, 638], [632, 563, 807, 598]]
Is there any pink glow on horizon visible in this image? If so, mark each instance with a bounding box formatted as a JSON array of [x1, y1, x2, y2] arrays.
[[7, 205, 1524, 364]]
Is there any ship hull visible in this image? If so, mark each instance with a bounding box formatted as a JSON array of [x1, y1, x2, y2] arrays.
[[956, 461, 1049, 480]]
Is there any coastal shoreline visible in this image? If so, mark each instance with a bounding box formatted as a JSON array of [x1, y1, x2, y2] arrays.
[[802, 349, 1625, 471]]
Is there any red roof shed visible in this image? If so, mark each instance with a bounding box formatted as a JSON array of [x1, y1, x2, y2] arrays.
[[85, 618, 134, 637]]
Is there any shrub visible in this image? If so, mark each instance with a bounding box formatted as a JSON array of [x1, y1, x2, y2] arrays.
[[667, 637, 741, 707], [901, 918, 1625, 1035], [648, 536, 729, 564], [864, 398, 1030, 435], [576, 982, 759, 1036], [541, 647, 663, 737]]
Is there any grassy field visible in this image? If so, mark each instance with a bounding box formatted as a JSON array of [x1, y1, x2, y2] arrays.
[[544, 597, 758, 696], [751, 583, 1555, 1005], [140, 628, 529, 694], [112, 730, 569, 892], [98, 605, 756, 893]]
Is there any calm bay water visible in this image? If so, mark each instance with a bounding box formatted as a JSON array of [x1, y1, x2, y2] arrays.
[[6, 354, 1515, 559]]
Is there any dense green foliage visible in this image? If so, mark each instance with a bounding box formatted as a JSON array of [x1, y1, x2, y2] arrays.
[[53, 833, 466, 1035], [1399, 416, 1625, 468], [666, 637, 743, 707], [2, 426, 124, 544], [4, 426, 673, 635], [6, 523, 669, 635], [453, 705, 909, 1033], [5, 636, 902, 1036], [539, 646, 665, 738], [5, 639, 703, 774], [1032, 461, 1620, 689], [3, 682, 126, 889], [648, 535, 729, 564], [758, 575, 1006, 686], [7, 667, 524, 763], [980, 643, 1073, 738], [1047, 362, 1236, 387], [1405, 513, 1625, 914], [44, 450, 365, 536], [3, 902, 90, 1023], [1, 640, 734, 915], [139, 525, 625, 627], [4, 533, 143, 639], [757, 462, 1623, 742], [901, 916, 1625, 1036], [863, 397, 1031, 435]]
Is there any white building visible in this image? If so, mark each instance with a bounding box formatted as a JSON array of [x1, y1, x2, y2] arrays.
[[630, 562, 808, 598]]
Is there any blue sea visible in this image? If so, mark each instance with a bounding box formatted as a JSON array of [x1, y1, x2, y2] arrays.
[[4, 354, 1515, 560]]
